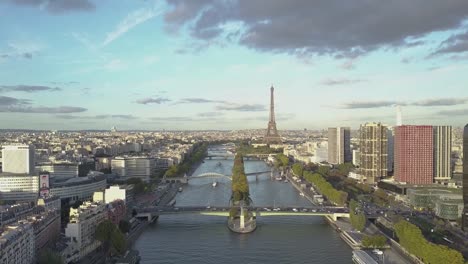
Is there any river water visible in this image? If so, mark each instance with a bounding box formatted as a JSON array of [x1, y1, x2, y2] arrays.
[[134, 155, 352, 263]]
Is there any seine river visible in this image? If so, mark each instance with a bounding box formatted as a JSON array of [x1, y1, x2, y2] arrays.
[[134, 155, 352, 263]]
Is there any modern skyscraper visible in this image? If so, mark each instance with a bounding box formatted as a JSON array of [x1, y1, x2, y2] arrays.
[[1, 145, 35, 175], [433, 126, 452, 181], [359, 123, 388, 184], [264, 86, 282, 145], [462, 124, 468, 231], [387, 127, 395, 174], [396, 105, 402, 126], [328, 127, 351, 164], [395, 125, 433, 184]]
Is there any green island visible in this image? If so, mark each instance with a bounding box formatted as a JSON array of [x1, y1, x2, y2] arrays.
[[228, 153, 256, 233]]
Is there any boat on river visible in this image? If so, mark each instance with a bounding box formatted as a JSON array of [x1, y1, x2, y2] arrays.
[[212, 181, 218, 187]]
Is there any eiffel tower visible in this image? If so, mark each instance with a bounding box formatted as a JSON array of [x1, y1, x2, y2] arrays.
[[264, 86, 282, 145]]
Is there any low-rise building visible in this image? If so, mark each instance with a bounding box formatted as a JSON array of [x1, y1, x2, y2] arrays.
[[64, 201, 106, 262], [407, 188, 463, 220], [0, 221, 35, 264]]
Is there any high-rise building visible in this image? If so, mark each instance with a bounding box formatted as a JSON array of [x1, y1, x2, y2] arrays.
[[395, 125, 433, 184], [433, 126, 452, 181], [359, 123, 388, 184], [111, 157, 155, 182], [1, 145, 35, 175], [328, 127, 351, 164], [387, 127, 395, 174], [462, 124, 468, 231]]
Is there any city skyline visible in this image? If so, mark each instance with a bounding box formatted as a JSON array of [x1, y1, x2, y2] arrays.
[[1, 1, 468, 130]]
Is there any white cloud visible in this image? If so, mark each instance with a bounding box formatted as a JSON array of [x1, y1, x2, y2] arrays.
[[143, 55, 159, 65], [102, 4, 164, 47], [103, 59, 127, 71]]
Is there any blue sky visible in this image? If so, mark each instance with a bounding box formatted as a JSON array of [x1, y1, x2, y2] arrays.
[[0, 0, 468, 130]]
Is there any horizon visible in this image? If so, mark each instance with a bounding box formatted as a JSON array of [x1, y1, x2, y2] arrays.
[[1, 1, 468, 130]]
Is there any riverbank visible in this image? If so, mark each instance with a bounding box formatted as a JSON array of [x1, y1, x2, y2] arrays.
[[285, 169, 414, 264]]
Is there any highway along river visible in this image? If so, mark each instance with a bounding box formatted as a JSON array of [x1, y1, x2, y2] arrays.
[[133, 156, 352, 263]]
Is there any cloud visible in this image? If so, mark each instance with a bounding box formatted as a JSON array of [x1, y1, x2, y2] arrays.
[[0, 106, 87, 113], [103, 59, 127, 71], [432, 30, 468, 56], [102, 4, 163, 46], [164, 0, 468, 57], [437, 109, 468, 116], [135, 97, 171, 104], [340, 101, 400, 109], [150, 116, 195, 122], [216, 103, 266, 112], [338, 97, 468, 109], [340, 59, 356, 70], [56, 114, 137, 119], [0, 85, 61, 93], [197, 112, 224, 117], [0, 95, 31, 105], [8, 0, 95, 14], [413, 98, 468, 106], [175, 98, 226, 104], [50, 81, 79, 85], [321, 78, 366, 86]]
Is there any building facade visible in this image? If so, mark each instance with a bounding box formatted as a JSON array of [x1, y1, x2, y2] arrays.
[[0, 174, 39, 202], [328, 127, 351, 164], [64, 201, 106, 262], [462, 124, 468, 230], [36, 162, 78, 181], [0, 222, 35, 264], [111, 157, 155, 182], [433, 126, 452, 181], [1, 145, 35, 175], [359, 123, 388, 184], [395, 126, 433, 184], [49, 175, 107, 204], [387, 127, 394, 174]]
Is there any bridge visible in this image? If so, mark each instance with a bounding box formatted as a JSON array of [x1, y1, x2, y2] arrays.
[[135, 205, 350, 222], [163, 170, 272, 184], [205, 153, 276, 160]]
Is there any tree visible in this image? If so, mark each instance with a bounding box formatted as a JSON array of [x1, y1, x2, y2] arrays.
[[362, 235, 387, 248], [38, 249, 64, 264], [394, 220, 464, 264], [95, 220, 116, 256], [292, 163, 304, 177], [118, 219, 131, 234], [110, 228, 127, 255], [349, 199, 366, 231], [165, 165, 178, 177], [317, 165, 330, 176]]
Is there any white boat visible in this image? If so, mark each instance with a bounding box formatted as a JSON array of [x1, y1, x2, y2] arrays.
[[178, 187, 183, 192], [275, 176, 283, 181], [212, 181, 218, 187], [300, 192, 305, 196], [284, 179, 289, 183]]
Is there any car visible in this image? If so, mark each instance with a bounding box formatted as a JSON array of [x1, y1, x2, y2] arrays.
[[311, 209, 317, 213], [174, 207, 179, 211], [292, 208, 298, 212], [206, 206, 211, 209], [302, 209, 308, 212], [273, 208, 280, 211]]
